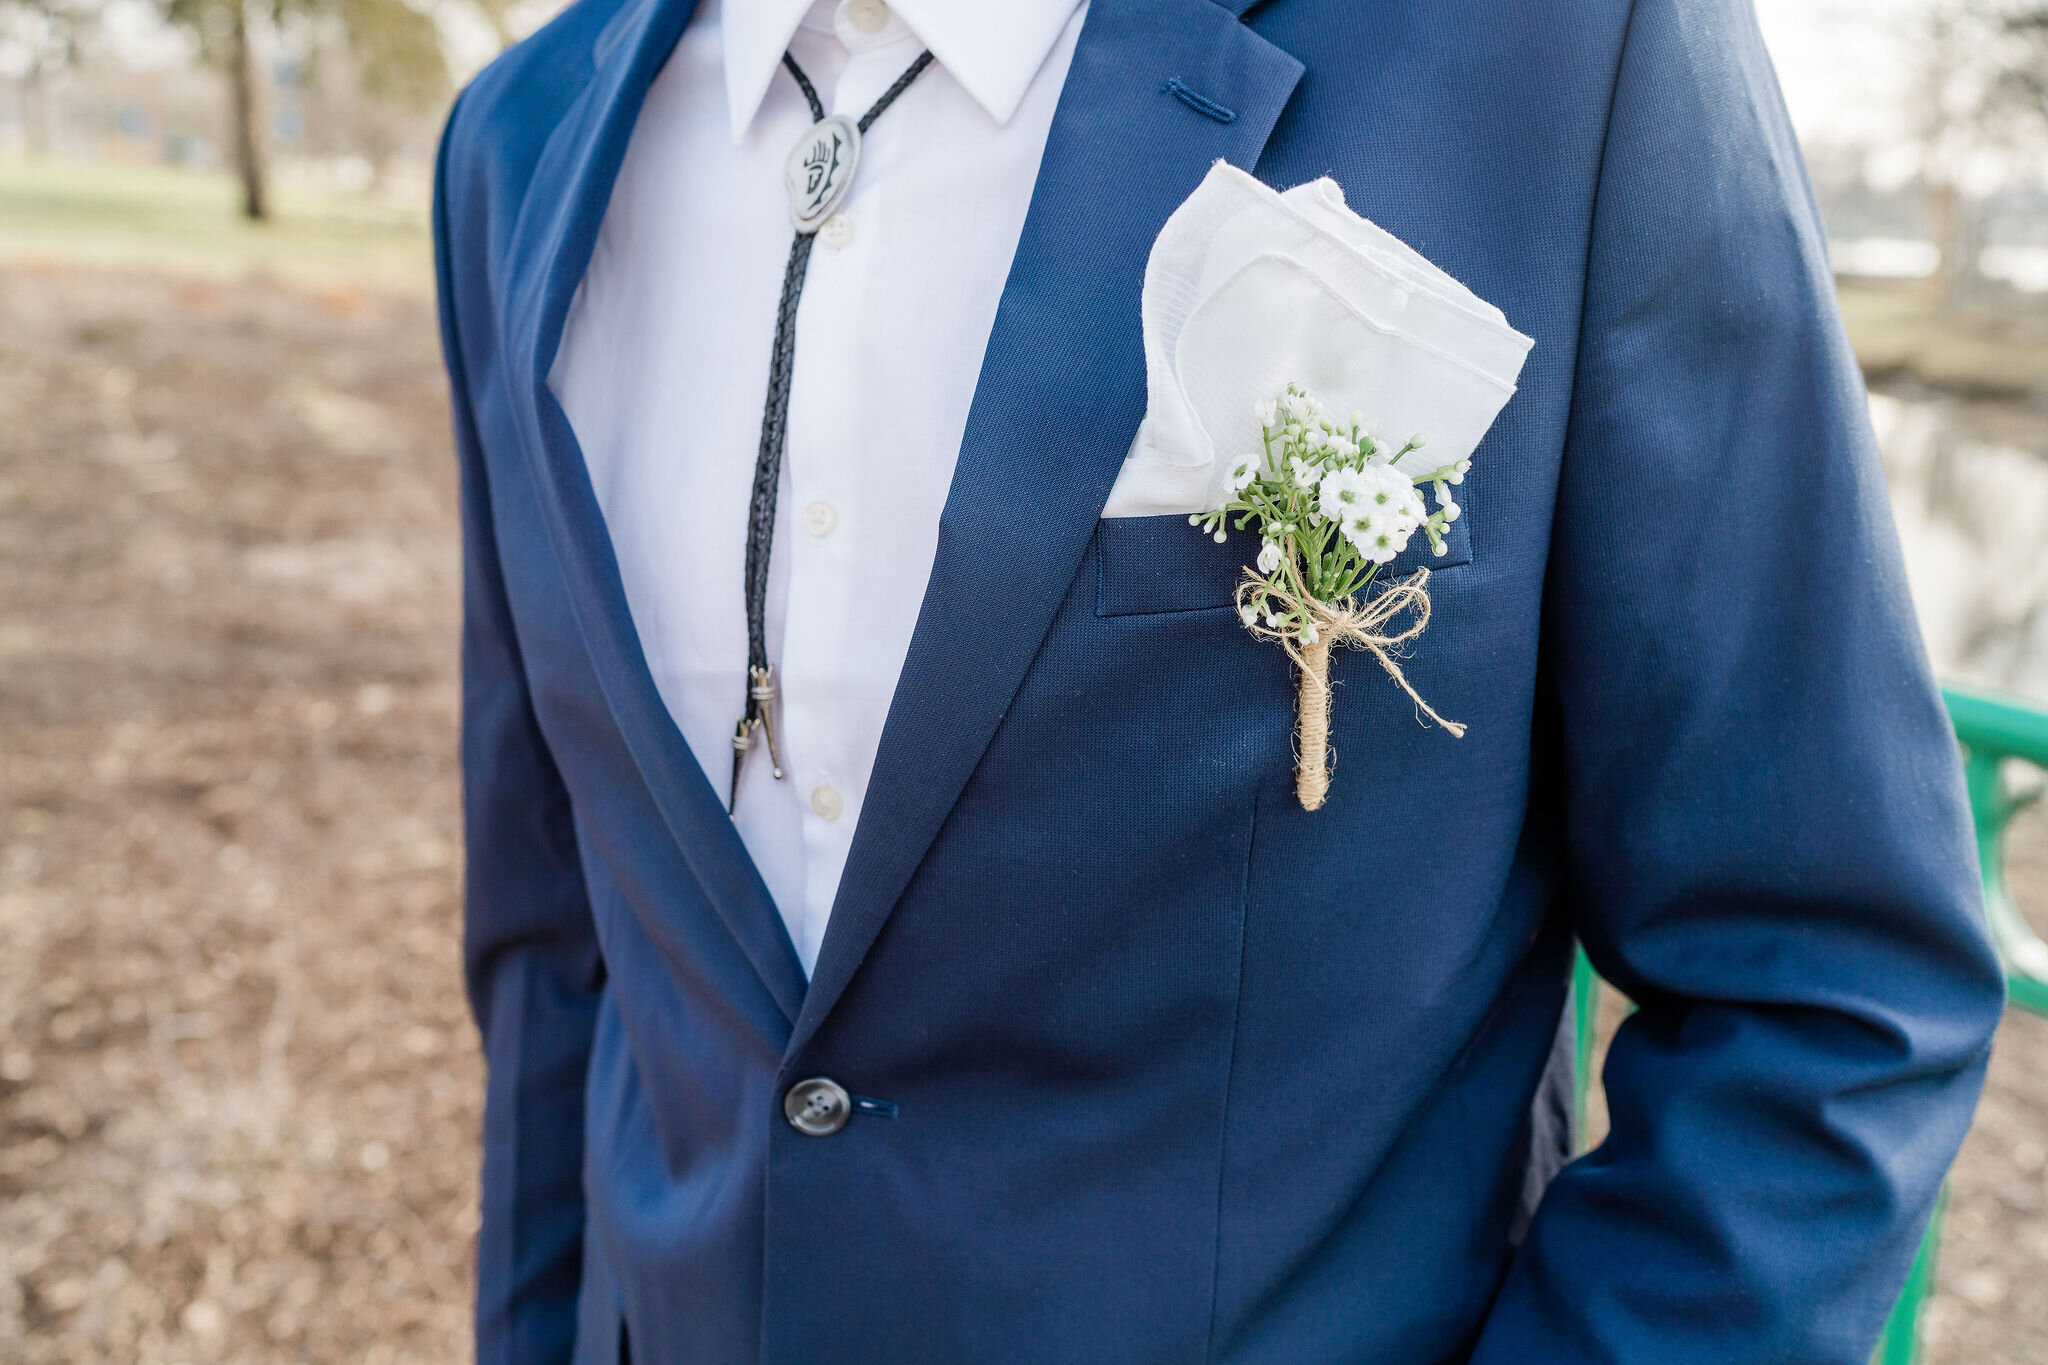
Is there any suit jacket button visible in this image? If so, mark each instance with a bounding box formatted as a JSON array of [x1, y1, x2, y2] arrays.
[[784, 1077, 852, 1136]]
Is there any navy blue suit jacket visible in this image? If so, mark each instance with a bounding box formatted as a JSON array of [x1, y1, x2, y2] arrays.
[[434, 0, 2007, 1360]]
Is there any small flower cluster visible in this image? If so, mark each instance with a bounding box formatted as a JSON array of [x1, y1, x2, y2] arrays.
[[1193, 383, 1470, 642]]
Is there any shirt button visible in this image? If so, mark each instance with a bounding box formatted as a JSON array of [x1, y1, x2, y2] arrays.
[[784, 1077, 851, 1136], [845, 0, 888, 33], [819, 213, 855, 250], [802, 499, 838, 536], [810, 784, 844, 820]]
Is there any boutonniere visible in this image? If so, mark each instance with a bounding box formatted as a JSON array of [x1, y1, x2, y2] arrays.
[[1100, 162, 1532, 806], [1192, 383, 1471, 811]]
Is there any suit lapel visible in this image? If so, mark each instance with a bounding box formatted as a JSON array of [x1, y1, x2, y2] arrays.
[[791, 0, 1304, 1057], [501, 0, 810, 1027]]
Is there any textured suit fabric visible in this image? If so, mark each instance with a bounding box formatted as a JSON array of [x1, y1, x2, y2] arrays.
[[434, 0, 2007, 1360]]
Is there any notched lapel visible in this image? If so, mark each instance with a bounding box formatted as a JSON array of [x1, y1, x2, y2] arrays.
[[793, 0, 1306, 1057], [499, 0, 811, 1028]]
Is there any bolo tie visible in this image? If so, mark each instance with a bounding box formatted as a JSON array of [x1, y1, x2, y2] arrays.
[[730, 46, 937, 813]]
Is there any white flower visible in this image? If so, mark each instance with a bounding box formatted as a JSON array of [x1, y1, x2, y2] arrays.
[[1289, 457, 1318, 489], [1240, 604, 1259, 626], [1254, 399, 1278, 428], [1321, 464, 1425, 564], [1300, 621, 1320, 645], [1305, 427, 1327, 450], [1213, 529, 1228, 544], [1256, 540, 1284, 574], [1441, 500, 1460, 522], [1314, 466, 1367, 521], [1225, 453, 1260, 493], [1264, 612, 1281, 628]]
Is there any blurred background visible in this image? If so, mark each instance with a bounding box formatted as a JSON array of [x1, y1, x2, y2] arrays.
[[3, 0, 2047, 1361]]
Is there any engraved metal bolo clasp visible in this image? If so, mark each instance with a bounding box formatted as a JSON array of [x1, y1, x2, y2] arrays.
[[785, 114, 860, 234]]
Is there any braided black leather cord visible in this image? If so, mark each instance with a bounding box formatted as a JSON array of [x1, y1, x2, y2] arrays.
[[782, 51, 826, 120], [743, 228, 816, 673], [856, 50, 935, 133], [733, 48, 934, 808]]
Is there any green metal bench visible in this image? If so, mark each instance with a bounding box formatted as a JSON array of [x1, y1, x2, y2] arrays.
[[1568, 681, 2048, 1364]]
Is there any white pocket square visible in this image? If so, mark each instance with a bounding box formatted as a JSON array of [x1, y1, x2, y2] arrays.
[[1103, 162, 1533, 518]]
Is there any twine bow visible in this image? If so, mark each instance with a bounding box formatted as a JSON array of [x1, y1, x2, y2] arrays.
[[1237, 567, 1466, 811]]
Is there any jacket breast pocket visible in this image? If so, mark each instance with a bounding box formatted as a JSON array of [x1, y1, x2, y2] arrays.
[[1093, 507, 1474, 618]]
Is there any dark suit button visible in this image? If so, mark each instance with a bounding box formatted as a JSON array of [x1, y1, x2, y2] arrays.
[[784, 1077, 851, 1136]]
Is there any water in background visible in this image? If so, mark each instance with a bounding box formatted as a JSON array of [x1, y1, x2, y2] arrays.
[[1872, 390, 2048, 700]]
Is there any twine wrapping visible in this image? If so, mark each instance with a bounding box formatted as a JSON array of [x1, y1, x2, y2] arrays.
[[1237, 567, 1466, 811]]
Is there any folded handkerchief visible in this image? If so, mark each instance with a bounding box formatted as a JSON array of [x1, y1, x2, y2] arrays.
[[1103, 163, 1533, 517]]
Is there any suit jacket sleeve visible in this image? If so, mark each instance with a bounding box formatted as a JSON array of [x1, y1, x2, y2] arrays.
[[1469, 1, 2006, 1359], [436, 100, 605, 1365]]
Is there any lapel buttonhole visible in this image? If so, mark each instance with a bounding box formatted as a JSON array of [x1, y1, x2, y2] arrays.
[[1160, 76, 1238, 124]]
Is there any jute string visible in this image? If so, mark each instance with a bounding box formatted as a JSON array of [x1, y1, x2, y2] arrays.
[[1237, 567, 1466, 811]]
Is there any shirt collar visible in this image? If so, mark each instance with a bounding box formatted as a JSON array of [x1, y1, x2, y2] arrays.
[[722, 0, 1085, 142]]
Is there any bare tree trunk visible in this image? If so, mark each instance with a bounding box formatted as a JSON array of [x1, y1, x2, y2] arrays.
[[1929, 177, 1960, 308], [228, 0, 268, 221], [1928, 177, 1985, 315], [22, 60, 49, 156]]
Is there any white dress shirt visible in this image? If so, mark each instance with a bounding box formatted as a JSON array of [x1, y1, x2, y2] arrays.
[[552, 0, 1086, 973]]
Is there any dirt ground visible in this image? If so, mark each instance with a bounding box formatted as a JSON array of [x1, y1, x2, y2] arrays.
[[1, 265, 472, 1364], [1, 263, 2044, 1363]]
